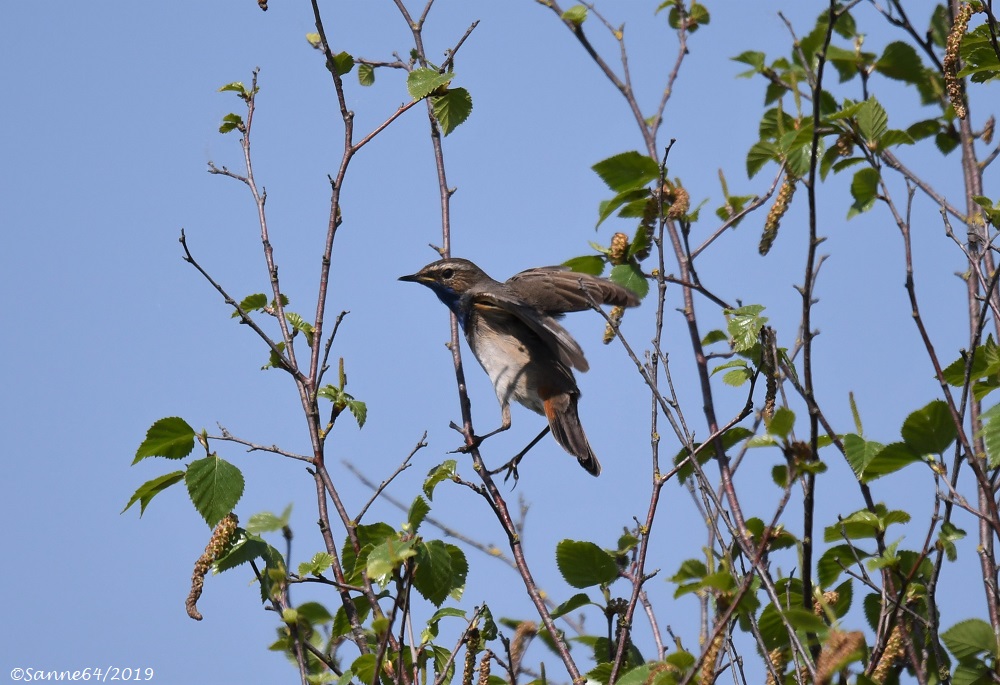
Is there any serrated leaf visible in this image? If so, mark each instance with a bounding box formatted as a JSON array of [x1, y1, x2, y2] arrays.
[[875, 41, 925, 83], [942, 618, 997, 660], [367, 536, 417, 585], [214, 530, 284, 575], [121, 470, 185, 516], [185, 455, 245, 527], [856, 98, 888, 145], [432, 87, 472, 136], [332, 51, 354, 76], [298, 552, 334, 576], [592, 151, 659, 193], [863, 441, 921, 481], [233, 292, 268, 317], [358, 63, 375, 86], [817, 543, 870, 588], [556, 540, 619, 588], [848, 167, 880, 218], [407, 496, 430, 533], [843, 433, 883, 479], [134, 417, 196, 463], [725, 304, 767, 351], [901, 399, 957, 454], [412, 539, 454, 606], [219, 113, 244, 134], [423, 460, 457, 500], [766, 407, 795, 438], [563, 255, 606, 276], [550, 592, 592, 618], [596, 188, 650, 227], [347, 399, 367, 429], [746, 141, 780, 178], [407, 68, 453, 99], [609, 263, 648, 299]]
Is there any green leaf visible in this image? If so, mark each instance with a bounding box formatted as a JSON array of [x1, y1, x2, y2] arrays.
[[347, 399, 368, 429], [596, 188, 650, 227], [980, 404, 1000, 467], [218, 81, 248, 96], [245, 504, 292, 533], [214, 529, 284, 575], [856, 98, 888, 145], [725, 304, 767, 352], [185, 455, 245, 527], [550, 592, 592, 619], [843, 432, 882, 476], [298, 552, 334, 576], [901, 399, 957, 454], [875, 41, 925, 83], [746, 141, 780, 178], [134, 417, 196, 463], [233, 292, 268, 317], [332, 597, 372, 638], [412, 539, 456, 607], [938, 521, 967, 562], [592, 151, 660, 193], [556, 540, 619, 588], [366, 536, 417, 585], [358, 63, 375, 86], [407, 496, 431, 533], [847, 167, 880, 218], [351, 654, 378, 685], [219, 113, 244, 134], [332, 51, 354, 76], [407, 68, 453, 100], [432, 87, 472, 136], [862, 441, 921, 481], [561, 4, 587, 25], [609, 263, 648, 299], [765, 407, 795, 438], [817, 543, 870, 588], [423, 460, 457, 500], [941, 618, 997, 660], [121, 470, 185, 516], [563, 255, 606, 276]]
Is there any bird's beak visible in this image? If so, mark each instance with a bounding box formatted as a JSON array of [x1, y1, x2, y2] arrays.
[[398, 272, 424, 283]]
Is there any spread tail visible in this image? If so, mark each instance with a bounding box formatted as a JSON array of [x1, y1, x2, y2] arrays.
[[544, 394, 602, 476]]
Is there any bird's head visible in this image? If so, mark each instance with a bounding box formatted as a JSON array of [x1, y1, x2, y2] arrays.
[[399, 258, 490, 315]]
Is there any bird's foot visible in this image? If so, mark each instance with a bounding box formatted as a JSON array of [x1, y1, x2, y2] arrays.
[[488, 455, 522, 485]]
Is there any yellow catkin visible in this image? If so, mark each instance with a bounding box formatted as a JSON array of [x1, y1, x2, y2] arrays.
[[944, 3, 973, 119], [509, 621, 536, 675], [477, 651, 492, 685], [813, 590, 840, 615], [983, 115, 995, 145], [815, 630, 865, 684], [699, 633, 724, 684], [603, 305, 626, 345], [609, 232, 629, 265], [760, 176, 796, 256], [668, 186, 690, 220], [186, 513, 239, 620], [764, 648, 786, 685], [871, 624, 905, 683]]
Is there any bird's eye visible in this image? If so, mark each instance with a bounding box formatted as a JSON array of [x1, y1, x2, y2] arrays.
[[441, 268, 454, 280]]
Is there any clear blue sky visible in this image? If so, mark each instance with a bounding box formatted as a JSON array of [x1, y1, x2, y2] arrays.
[[2, 2, 991, 682]]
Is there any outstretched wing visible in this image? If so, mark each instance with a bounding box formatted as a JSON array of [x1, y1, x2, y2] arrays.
[[506, 266, 639, 314], [471, 291, 590, 372]]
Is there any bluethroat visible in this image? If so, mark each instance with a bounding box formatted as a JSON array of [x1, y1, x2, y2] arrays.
[[400, 258, 639, 476]]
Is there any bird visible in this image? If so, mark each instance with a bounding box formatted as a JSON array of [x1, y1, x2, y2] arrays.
[[399, 257, 640, 477]]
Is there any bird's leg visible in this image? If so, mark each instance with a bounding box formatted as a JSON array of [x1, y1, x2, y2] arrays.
[[456, 404, 512, 453], [488, 425, 551, 483]]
